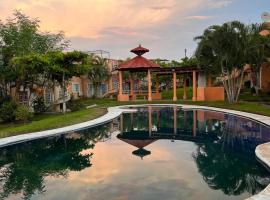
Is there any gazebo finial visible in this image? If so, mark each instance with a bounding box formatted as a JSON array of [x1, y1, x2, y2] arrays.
[[130, 44, 149, 56]]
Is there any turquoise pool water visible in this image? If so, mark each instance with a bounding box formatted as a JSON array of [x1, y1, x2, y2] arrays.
[[0, 106, 270, 200]]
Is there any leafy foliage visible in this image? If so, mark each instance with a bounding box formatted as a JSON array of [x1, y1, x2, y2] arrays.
[[0, 123, 111, 199], [87, 54, 109, 97], [0, 11, 69, 106], [0, 10, 68, 65], [0, 101, 17, 122], [14, 104, 33, 123], [194, 21, 270, 102], [67, 97, 84, 112], [32, 96, 49, 114]]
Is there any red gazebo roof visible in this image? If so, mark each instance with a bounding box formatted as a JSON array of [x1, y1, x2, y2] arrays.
[[118, 138, 156, 149], [118, 45, 160, 71], [131, 45, 149, 56]]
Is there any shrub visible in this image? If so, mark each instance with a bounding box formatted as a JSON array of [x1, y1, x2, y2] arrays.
[[33, 96, 49, 114], [0, 101, 17, 122], [15, 105, 33, 123], [67, 98, 84, 112]]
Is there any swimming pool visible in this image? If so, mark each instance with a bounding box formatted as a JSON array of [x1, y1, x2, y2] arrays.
[[0, 106, 270, 200]]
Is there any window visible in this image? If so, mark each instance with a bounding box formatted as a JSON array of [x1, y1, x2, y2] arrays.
[[112, 63, 118, 71], [44, 89, 52, 103], [19, 91, 28, 103], [88, 84, 94, 97], [72, 83, 80, 93], [101, 83, 108, 95]]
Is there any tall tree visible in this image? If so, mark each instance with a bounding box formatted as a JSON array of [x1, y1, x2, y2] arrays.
[[47, 51, 89, 113], [0, 10, 68, 98], [195, 21, 250, 103], [9, 54, 50, 106], [246, 23, 270, 95]]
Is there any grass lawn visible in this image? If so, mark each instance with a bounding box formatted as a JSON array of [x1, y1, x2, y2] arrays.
[[78, 98, 270, 116], [0, 91, 270, 138], [161, 87, 193, 99], [0, 107, 106, 138]]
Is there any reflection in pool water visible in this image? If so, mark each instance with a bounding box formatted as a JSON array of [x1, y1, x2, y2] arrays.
[[0, 106, 270, 200]]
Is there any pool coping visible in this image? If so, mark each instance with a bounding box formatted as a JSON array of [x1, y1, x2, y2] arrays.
[[0, 104, 270, 200]]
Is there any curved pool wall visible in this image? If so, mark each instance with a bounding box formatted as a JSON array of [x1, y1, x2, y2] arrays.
[[0, 104, 270, 200]]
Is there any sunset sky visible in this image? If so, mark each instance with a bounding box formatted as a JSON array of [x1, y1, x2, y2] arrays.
[[0, 0, 269, 60]]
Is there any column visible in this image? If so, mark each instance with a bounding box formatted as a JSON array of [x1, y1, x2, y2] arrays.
[[148, 106, 152, 137], [148, 69, 152, 101], [192, 70, 197, 101], [118, 71, 123, 95], [156, 75, 159, 94], [129, 73, 134, 99], [183, 78, 187, 100], [193, 110, 197, 137], [173, 106, 177, 134], [130, 112, 134, 131], [120, 114, 123, 134], [173, 71, 177, 101]]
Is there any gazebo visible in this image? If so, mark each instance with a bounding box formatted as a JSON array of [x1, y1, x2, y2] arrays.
[[117, 45, 224, 102], [117, 45, 161, 101]]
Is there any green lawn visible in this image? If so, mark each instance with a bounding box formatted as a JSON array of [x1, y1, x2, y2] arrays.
[[0, 94, 270, 139], [78, 98, 270, 116], [161, 87, 193, 100], [0, 107, 106, 138], [239, 91, 270, 103]]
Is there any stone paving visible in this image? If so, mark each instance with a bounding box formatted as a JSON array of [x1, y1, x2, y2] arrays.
[[0, 104, 270, 200]]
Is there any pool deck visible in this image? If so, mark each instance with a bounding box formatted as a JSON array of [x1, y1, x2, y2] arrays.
[[0, 104, 270, 200]]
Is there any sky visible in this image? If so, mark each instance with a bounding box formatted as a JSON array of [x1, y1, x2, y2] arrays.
[[0, 0, 269, 60]]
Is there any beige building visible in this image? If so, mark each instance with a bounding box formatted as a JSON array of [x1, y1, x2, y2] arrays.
[[13, 58, 119, 112]]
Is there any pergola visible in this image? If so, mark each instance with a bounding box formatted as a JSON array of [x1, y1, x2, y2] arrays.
[[117, 45, 200, 101]]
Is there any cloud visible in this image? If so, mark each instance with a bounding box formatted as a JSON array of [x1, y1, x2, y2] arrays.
[[0, 0, 234, 59], [184, 15, 214, 20], [208, 0, 232, 8]]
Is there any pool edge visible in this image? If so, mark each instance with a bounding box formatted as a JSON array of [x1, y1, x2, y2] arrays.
[[0, 103, 270, 200]]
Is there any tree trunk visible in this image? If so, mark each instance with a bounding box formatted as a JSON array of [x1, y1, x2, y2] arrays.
[[62, 72, 66, 114], [93, 83, 99, 98], [222, 69, 244, 103]]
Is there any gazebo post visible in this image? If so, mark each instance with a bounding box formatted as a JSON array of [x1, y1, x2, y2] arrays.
[[192, 70, 197, 101], [173, 71, 177, 101], [118, 71, 123, 99], [155, 75, 159, 94], [183, 78, 187, 100], [117, 45, 160, 102], [193, 110, 197, 137], [129, 73, 134, 100], [120, 114, 123, 134], [173, 106, 177, 134], [148, 106, 152, 136], [148, 69, 152, 101]]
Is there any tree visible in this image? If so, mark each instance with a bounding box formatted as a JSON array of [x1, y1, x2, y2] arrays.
[[9, 54, 50, 106], [0, 10, 68, 99], [0, 123, 112, 200], [87, 54, 109, 98], [46, 51, 89, 113], [246, 23, 270, 95], [195, 21, 250, 103]]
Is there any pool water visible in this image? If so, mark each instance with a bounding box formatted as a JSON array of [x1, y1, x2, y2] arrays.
[[0, 106, 270, 200]]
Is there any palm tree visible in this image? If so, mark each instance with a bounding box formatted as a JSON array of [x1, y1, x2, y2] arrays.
[[87, 54, 109, 98], [246, 23, 270, 95], [195, 21, 249, 103]]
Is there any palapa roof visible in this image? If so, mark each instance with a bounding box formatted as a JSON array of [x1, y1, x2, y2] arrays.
[[118, 138, 156, 149], [118, 45, 160, 71], [132, 148, 151, 159], [130, 45, 149, 56]]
